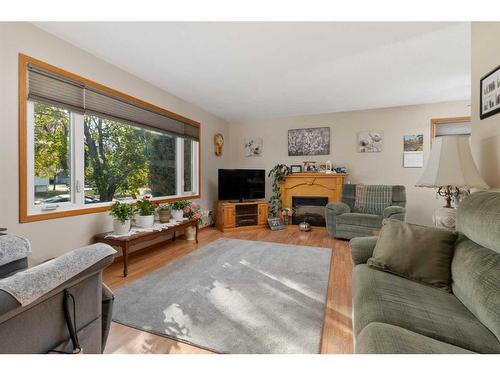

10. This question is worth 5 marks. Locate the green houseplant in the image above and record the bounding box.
[134,198,157,228]
[109,201,135,235]
[268,164,291,217]
[169,200,190,221]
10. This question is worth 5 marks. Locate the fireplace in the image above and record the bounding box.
[292,196,328,226]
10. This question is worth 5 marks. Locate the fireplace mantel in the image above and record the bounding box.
[281,173,347,209]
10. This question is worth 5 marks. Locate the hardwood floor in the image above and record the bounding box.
[103,226,353,354]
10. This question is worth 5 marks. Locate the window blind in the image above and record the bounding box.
[27,64,200,140]
[434,121,471,137]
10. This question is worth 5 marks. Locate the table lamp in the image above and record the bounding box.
[416,135,489,229]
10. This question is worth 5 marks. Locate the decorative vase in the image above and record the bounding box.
[113,219,131,235]
[158,210,171,223]
[135,214,155,228]
[298,220,311,232]
[171,209,184,221]
[433,207,456,230]
[185,225,196,240]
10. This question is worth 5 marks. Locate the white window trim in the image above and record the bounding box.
[28,101,200,215]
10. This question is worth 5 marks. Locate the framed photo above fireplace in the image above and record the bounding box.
[288,127,330,156]
[480,65,500,119]
[290,165,302,173]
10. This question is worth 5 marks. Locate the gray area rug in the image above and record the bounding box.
[112,238,332,353]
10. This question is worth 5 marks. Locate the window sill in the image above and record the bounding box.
[20,194,201,223]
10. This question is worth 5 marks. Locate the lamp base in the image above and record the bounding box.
[433,207,456,230]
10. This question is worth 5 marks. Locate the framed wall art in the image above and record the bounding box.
[244,137,263,157]
[480,65,500,119]
[288,127,330,156]
[358,131,383,153]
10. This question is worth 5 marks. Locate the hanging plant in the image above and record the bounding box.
[268,164,291,217]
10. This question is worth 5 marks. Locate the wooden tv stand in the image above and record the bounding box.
[215,200,269,232]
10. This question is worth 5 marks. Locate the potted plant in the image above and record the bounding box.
[158,203,171,223]
[109,201,135,235]
[183,202,202,240]
[268,164,291,217]
[134,198,157,228]
[170,200,190,221]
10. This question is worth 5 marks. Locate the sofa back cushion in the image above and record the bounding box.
[452,235,500,341]
[453,191,500,341]
[342,184,406,213]
[456,191,500,254]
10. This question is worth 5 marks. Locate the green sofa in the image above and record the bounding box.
[350,191,500,354]
[325,184,406,240]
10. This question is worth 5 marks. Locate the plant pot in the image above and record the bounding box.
[158,210,171,223]
[171,209,184,221]
[135,214,155,228]
[113,219,131,235]
[185,225,196,240]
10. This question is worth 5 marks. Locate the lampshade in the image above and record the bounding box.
[416,135,489,189]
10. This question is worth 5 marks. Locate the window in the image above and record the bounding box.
[430,117,471,144]
[20,54,200,222]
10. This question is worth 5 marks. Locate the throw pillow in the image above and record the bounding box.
[367,219,458,292]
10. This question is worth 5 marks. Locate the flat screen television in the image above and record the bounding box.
[218,169,265,201]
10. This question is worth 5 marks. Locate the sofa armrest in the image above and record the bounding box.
[349,236,378,265]
[326,202,351,215]
[383,205,406,220]
[101,283,114,352]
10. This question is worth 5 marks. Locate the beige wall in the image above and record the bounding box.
[0,22,229,263]
[227,101,470,226]
[471,22,500,189]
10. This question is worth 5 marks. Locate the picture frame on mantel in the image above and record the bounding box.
[480,64,500,120]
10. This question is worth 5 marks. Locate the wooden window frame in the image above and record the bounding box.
[19,54,201,223]
[430,116,471,145]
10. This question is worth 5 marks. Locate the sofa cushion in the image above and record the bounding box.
[452,234,500,342]
[356,322,474,354]
[456,191,500,254]
[354,185,393,215]
[337,213,382,228]
[367,220,457,292]
[352,264,500,353]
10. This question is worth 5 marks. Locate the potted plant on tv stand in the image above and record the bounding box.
[109,201,135,235]
[134,198,157,228]
[268,164,291,218]
[170,200,190,221]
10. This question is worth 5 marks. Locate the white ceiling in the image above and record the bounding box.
[34,22,471,122]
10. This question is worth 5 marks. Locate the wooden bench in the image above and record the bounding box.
[95,218,199,277]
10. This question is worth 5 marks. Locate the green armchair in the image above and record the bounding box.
[325,184,406,239]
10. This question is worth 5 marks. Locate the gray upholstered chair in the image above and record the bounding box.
[325,184,406,239]
[0,235,116,354]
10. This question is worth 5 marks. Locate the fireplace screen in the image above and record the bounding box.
[292,196,328,226]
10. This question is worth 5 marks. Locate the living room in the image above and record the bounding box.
[1,1,499,373]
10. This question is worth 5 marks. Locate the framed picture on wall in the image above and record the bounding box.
[480,65,500,119]
[288,127,330,156]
